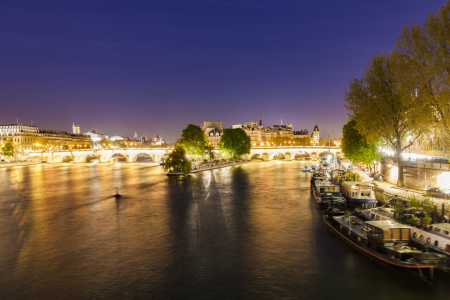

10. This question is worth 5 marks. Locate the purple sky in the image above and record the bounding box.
[0,0,445,142]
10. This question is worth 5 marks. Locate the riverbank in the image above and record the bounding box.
[167,160,252,176]
[0,161,44,169]
[353,169,450,206]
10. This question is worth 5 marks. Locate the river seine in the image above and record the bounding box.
[1,161,449,299]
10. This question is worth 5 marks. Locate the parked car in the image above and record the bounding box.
[426,187,450,199]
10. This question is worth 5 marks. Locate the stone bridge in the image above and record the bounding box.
[26,146,341,163]
[28,148,172,163]
[243,146,342,161]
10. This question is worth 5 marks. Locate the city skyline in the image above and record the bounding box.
[1,1,444,142]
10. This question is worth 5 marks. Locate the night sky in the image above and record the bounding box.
[0,1,445,142]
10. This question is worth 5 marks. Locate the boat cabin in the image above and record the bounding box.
[366,221,411,249]
[314,180,340,193]
[343,181,375,199]
[431,223,450,237]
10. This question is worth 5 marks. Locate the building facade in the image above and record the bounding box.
[0,123,92,150]
[201,121,223,147]
[311,125,320,146]
[84,130,108,142]
[72,123,80,134]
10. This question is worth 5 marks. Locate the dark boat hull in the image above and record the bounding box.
[323,216,437,271]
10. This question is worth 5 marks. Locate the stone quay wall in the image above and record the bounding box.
[380,158,450,189]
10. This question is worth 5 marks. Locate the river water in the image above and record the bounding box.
[0,161,449,299]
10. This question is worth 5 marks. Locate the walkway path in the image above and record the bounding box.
[353,168,450,205]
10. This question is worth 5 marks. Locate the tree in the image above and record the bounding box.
[219,128,251,158]
[342,120,381,173]
[2,142,14,159]
[344,52,432,186]
[205,144,215,160]
[164,145,192,174]
[393,2,450,134]
[179,124,208,157]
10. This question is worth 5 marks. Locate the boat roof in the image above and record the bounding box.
[343,181,374,187]
[433,223,450,230]
[314,180,335,186]
[365,220,411,229]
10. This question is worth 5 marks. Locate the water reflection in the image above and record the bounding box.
[0,162,449,299]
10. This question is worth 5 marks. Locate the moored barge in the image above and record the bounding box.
[324,208,446,277]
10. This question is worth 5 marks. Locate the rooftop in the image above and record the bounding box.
[0,123,37,128]
[366,220,411,229]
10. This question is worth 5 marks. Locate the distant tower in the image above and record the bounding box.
[312,124,319,145]
[134,131,137,139]
[72,123,80,134]
[281,118,283,125]
[259,111,263,127]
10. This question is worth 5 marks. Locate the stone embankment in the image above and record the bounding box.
[355,169,450,206]
[380,158,449,189]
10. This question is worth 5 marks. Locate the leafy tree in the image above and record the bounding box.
[2,142,14,159]
[219,128,251,158]
[164,145,192,174]
[393,2,450,134]
[205,144,215,160]
[344,52,432,186]
[179,124,207,157]
[342,120,381,173]
[63,145,69,151]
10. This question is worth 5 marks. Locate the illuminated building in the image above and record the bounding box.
[84,130,108,142]
[311,124,320,146]
[0,123,92,150]
[201,121,223,147]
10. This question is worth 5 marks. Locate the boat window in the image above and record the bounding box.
[370,227,382,240]
[445,231,449,235]
[446,244,450,252]
[320,188,324,193]
[420,235,424,240]
[401,229,409,240]
[412,232,417,238]
[434,228,441,233]
[361,192,370,196]
[391,229,401,240]
[427,237,431,243]
[382,229,391,241]
[375,215,381,221]
[435,240,439,247]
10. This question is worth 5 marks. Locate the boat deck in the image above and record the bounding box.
[333,216,367,239]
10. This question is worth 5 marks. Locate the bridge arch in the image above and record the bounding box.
[108,153,128,162]
[81,154,100,163]
[130,153,154,162]
[251,153,262,160]
[49,154,73,163]
[269,152,285,160]
[292,151,311,160]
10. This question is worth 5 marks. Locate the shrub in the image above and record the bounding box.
[203,159,208,164]
[421,212,432,225]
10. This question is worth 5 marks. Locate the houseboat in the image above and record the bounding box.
[324,209,446,277]
[310,170,328,186]
[312,180,346,207]
[340,181,377,208]
[357,207,450,259]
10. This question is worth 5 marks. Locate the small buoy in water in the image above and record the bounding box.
[114,187,122,198]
